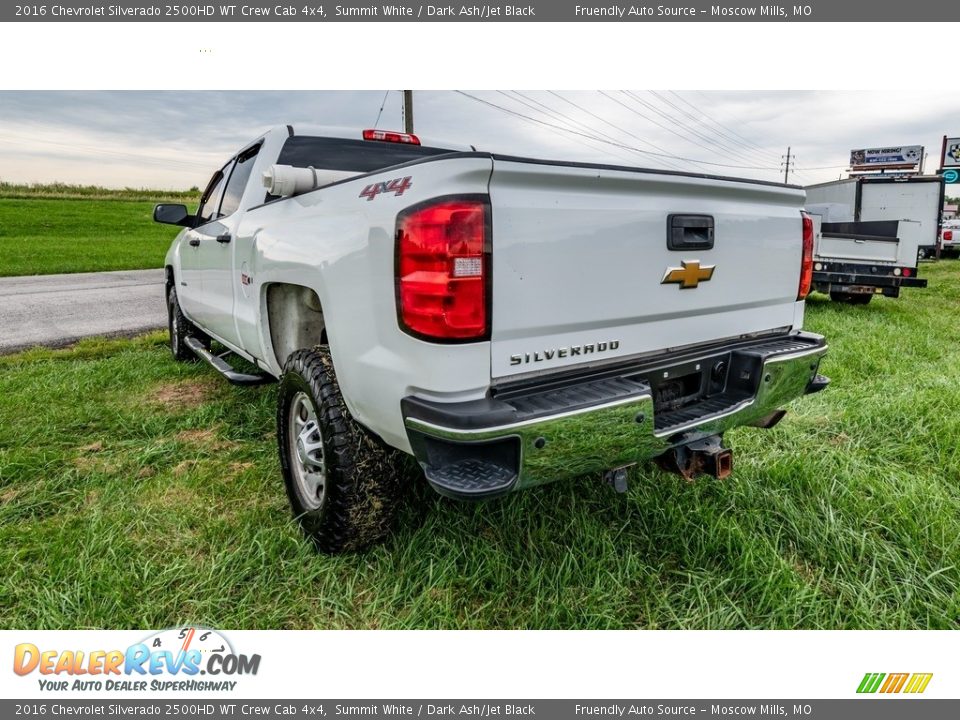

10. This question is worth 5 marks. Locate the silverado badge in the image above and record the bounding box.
[661,260,715,289]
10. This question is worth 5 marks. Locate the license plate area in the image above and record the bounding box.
[633,355,730,417]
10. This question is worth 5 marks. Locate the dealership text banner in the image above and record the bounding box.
[5,0,960,22]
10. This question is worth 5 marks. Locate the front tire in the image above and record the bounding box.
[167,285,204,362]
[277,346,406,553]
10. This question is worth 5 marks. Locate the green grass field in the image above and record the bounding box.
[0,185,197,277]
[2,264,960,629]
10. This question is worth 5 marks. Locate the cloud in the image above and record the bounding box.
[1,90,958,189]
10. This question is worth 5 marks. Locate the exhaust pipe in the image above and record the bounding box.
[655,435,733,481]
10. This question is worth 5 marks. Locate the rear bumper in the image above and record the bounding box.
[403,332,828,500]
[812,260,927,294]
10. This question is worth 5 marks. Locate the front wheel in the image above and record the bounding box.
[167,285,205,362]
[277,346,407,553]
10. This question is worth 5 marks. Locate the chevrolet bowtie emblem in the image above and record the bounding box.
[661,260,715,289]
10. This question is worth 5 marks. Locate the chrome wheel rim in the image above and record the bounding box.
[288,391,327,510]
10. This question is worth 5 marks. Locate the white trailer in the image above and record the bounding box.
[804,176,941,303]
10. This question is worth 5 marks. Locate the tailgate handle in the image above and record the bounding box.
[668,214,715,251]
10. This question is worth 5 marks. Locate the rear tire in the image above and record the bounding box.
[277,346,406,554]
[167,285,205,362]
[829,291,872,305]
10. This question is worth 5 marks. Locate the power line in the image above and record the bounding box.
[373,90,390,129]
[599,91,759,169]
[509,91,679,168]
[675,90,816,183]
[688,90,788,157]
[497,91,679,170]
[541,91,693,171]
[492,92,675,170]
[454,91,786,172]
[652,90,784,165]
[626,90,808,182]
[629,90,756,162]
[793,163,850,170]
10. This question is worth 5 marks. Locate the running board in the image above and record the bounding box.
[183,336,273,386]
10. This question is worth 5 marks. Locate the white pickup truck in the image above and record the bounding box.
[155,125,829,553]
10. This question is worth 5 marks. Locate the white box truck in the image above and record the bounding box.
[804,176,942,303]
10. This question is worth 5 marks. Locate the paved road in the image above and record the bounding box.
[0,269,167,354]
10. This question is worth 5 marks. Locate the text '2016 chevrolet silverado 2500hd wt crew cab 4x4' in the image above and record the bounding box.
[154,125,829,553]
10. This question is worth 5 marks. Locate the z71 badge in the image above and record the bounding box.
[359,176,413,201]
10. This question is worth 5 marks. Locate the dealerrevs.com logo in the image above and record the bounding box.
[13,627,260,693]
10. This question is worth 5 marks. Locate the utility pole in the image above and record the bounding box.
[403,90,414,134]
[781,146,792,184]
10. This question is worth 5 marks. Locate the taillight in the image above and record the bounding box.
[945,230,953,242]
[798,213,814,300]
[363,129,420,145]
[396,197,489,341]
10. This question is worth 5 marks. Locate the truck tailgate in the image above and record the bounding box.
[817,234,900,264]
[488,158,806,379]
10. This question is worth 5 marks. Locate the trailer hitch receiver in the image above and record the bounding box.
[655,435,733,481]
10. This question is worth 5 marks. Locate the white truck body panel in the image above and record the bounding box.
[805,212,902,264]
[233,155,496,453]
[487,159,806,379]
[805,181,857,222]
[164,125,817,457]
[814,231,900,264]
[805,177,941,268]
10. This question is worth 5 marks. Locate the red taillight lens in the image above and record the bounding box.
[903,267,912,277]
[798,213,814,300]
[363,129,420,145]
[945,230,953,242]
[396,198,489,341]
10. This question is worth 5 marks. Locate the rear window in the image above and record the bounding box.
[276,135,454,173]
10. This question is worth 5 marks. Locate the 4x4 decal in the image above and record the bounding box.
[359,176,413,201]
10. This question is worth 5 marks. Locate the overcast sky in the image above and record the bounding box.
[1,90,959,190]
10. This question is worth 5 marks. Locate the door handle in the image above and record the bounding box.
[188,238,200,247]
[216,233,232,244]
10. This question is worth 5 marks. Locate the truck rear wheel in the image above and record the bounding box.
[277,346,406,553]
[829,291,872,305]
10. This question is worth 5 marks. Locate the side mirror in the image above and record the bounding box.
[153,203,191,226]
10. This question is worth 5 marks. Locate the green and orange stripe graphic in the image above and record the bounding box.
[857,672,933,694]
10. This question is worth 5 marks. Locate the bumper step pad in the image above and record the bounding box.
[423,459,517,500]
[655,394,749,434]
[505,376,650,421]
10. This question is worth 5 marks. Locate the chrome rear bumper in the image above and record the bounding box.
[403,332,828,499]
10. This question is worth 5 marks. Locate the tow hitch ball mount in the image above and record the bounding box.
[655,434,733,481]
[602,434,733,493]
